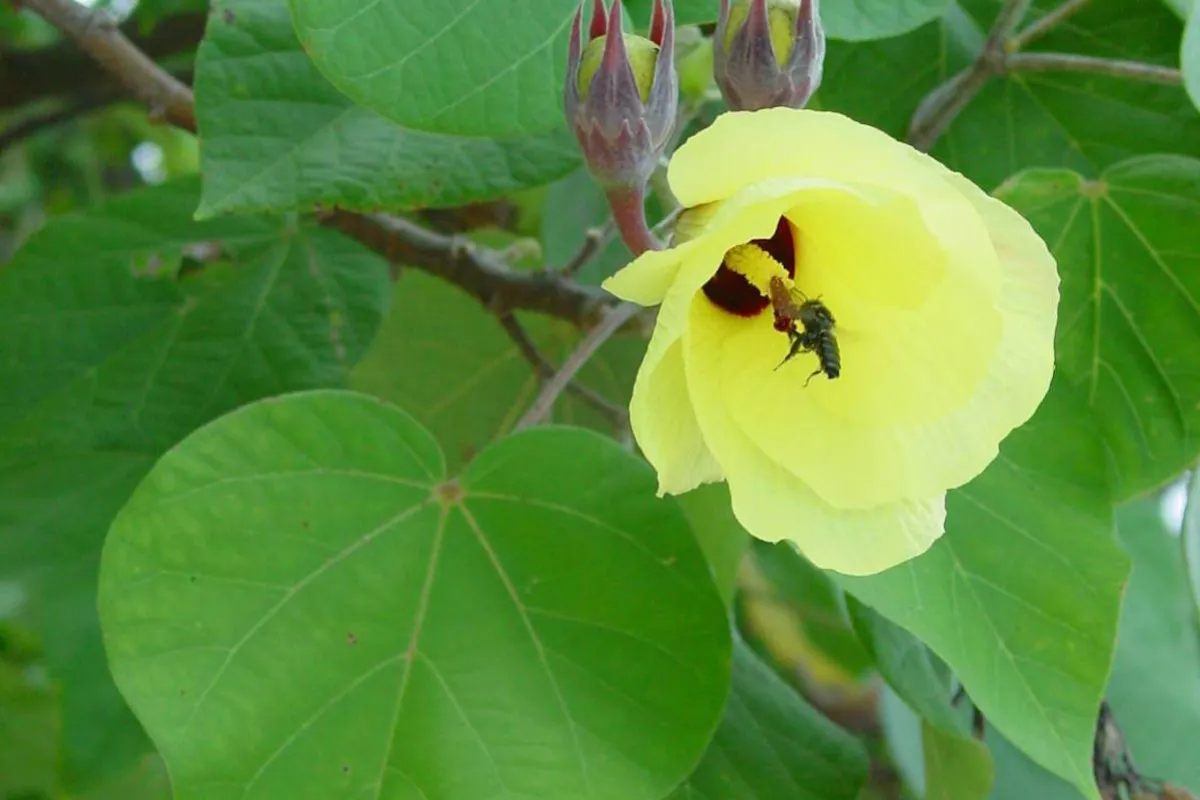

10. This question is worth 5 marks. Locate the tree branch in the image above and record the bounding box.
[0,11,204,111]
[21,0,629,332]
[1006,52,1182,84]
[321,210,617,327]
[21,0,197,130]
[1009,0,1093,50]
[497,313,628,425]
[515,301,642,430]
[558,225,609,277]
[907,0,1034,152]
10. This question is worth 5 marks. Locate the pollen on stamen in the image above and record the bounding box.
[702,217,796,316]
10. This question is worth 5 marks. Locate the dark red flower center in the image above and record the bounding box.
[701,217,795,316]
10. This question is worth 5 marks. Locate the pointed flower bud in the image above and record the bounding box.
[715,0,825,111]
[565,0,679,191]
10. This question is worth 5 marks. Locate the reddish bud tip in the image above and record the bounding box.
[563,0,679,191]
[589,0,607,40]
[714,0,826,111]
[650,0,666,45]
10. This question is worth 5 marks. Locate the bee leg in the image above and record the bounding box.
[803,367,821,387]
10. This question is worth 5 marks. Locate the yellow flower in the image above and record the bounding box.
[602,108,1058,576]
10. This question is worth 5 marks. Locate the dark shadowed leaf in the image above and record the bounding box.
[669,637,868,800]
[0,178,389,785]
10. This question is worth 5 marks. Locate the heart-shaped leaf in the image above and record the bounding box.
[841,378,1129,799]
[819,1,1200,189]
[996,155,1200,498]
[100,391,732,799]
[988,499,1200,799]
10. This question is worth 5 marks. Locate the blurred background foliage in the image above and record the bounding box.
[2,0,1199,798]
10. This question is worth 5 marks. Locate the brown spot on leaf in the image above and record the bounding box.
[433,480,464,506]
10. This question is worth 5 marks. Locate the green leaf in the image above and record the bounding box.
[1106,500,1200,791]
[0,662,59,798]
[822,0,950,41]
[100,391,732,800]
[76,756,173,800]
[1184,3,1200,111]
[990,499,1200,799]
[626,0,713,27]
[195,0,579,219]
[0,177,390,785]
[995,156,1200,499]
[350,272,543,469]
[1185,470,1200,619]
[350,270,640,471]
[669,637,868,800]
[840,378,1129,800]
[922,722,994,800]
[628,0,949,40]
[1163,0,1194,19]
[540,169,632,285]
[0,454,156,786]
[847,601,954,728]
[0,177,389,451]
[848,601,994,800]
[819,0,1200,189]
[676,483,748,608]
[289,0,577,137]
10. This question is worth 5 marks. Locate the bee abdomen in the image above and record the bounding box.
[817,335,840,378]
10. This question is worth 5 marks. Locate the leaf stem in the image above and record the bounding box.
[1009,0,1093,50]
[1005,53,1182,84]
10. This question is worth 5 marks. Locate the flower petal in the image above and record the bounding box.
[601,244,697,307]
[629,336,724,495]
[683,292,945,575]
[704,200,1003,508]
[666,109,1001,298]
[602,174,869,308]
[669,108,943,207]
[707,178,1055,510]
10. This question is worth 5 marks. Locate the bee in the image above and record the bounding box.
[768,276,840,386]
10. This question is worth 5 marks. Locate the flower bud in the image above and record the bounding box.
[565,0,678,190]
[714,0,825,111]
